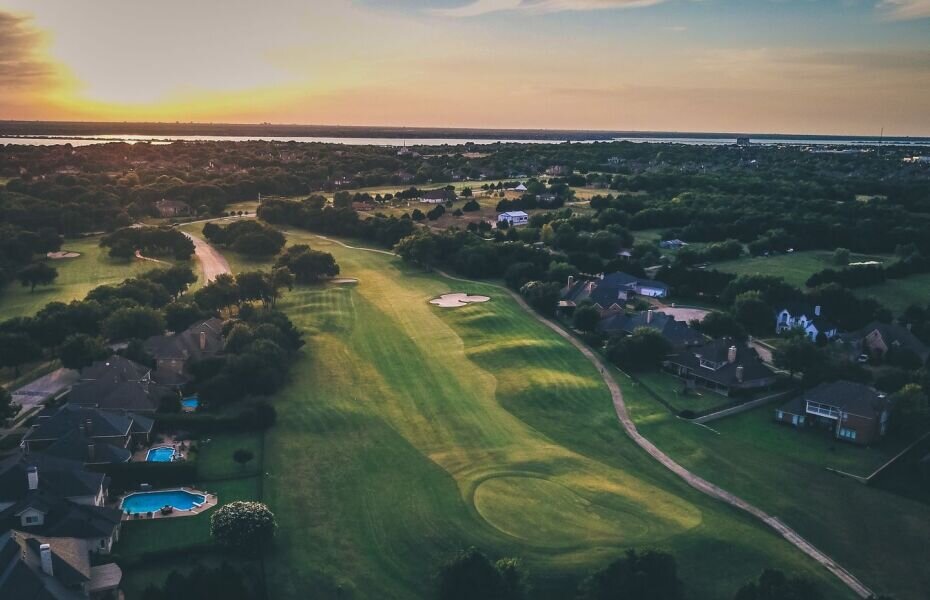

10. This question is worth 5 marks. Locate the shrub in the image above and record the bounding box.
[210,501,277,553]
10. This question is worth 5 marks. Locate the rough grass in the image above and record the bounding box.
[0,236,163,318]
[625,380,930,600]
[258,232,853,600]
[855,273,930,314]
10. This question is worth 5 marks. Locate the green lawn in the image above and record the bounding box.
[0,236,164,318]
[712,250,890,289]
[634,371,735,415]
[855,273,930,314]
[254,232,852,600]
[624,378,930,599]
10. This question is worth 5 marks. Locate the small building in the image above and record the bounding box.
[663,338,777,396]
[154,199,191,218]
[560,272,670,314]
[418,189,456,204]
[597,310,706,350]
[497,211,529,227]
[144,318,225,384]
[736,136,751,147]
[775,303,838,341]
[512,183,527,192]
[545,165,571,176]
[67,357,170,414]
[774,380,890,445]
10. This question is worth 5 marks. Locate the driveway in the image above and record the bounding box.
[184,232,231,283]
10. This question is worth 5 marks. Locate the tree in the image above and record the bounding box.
[606,328,672,372]
[268,267,295,307]
[58,334,107,370]
[142,266,197,299]
[0,333,42,376]
[693,311,746,341]
[232,448,255,469]
[275,245,340,283]
[733,291,773,337]
[17,262,58,292]
[437,547,525,600]
[889,383,928,433]
[102,306,166,341]
[518,281,560,316]
[773,334,822,378]
[210,501,276,553]
[577,549,682,600]
[733,569,822,600]
[573,305,601,333]
[0,386,20,423]
[833,247,851,266]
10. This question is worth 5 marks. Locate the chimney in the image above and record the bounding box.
[199,331,207,351]
[26,466,39,490]
[735,365,745,383]
[567,275,574,289]
[646,310,654,324]
[814,305,822,317]
[84,419,92,436]
[728,345,738,364]
[39,544,53,577]
[87,444,95,462]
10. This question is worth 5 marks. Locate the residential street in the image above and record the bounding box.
[184,231,231,282]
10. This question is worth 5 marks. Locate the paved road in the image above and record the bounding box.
[184,232,231,283]
[10,367,79,413]
[311,234,874,599]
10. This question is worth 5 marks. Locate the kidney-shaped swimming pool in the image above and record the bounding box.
[121,489,206,514]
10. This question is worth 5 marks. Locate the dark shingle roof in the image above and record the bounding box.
[67,379,166,412]
[0,530,92,599]
[0,492,121,540]
[562,272,669,308]
[143,318,224,363]
[597,310,706,347]
[666,338,776,387]
[41,430,131,465]
[844,321,930,361]
[78,355,149,383]
[801,380,888,418]
[0,455,103,504]
[24,405,133,443]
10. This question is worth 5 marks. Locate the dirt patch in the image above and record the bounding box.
[46,251,80,259]
[429,293,491,308]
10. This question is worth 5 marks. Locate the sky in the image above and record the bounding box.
[0,0,928,135]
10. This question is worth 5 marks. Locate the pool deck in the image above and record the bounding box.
[118,487,218,521]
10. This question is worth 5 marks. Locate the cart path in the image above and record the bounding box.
[311,233,874,599]
[184,232,231,283]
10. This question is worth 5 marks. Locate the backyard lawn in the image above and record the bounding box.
[634,371,736,415]
[254,232,852,600]
[624,376,930,600]
[855,273,930,314]
[0,236,164,318]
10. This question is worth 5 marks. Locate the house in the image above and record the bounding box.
[597,310,706,349]
[535,193,560,205]
[418,189,456,204]
[774,380,891,445]
[664,338,777,396]
[512,183,527,192]
[154,199,191,218]
[659,239,688,250]
[561,273,670,314]
[22,405,153,464]
[545,165,570,176]
[67,357,170,414]
[497,211,529,227]
[736,136,751,147]
[607,156,621,166]
[840,321,930,364]
[144,317,225,383]
[0,455,121,554]
[775,303,839,341]
[0,530,122,599]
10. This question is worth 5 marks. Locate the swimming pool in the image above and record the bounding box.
[181,397,199,410]
[121,490,206,514]
[145,446,176,462]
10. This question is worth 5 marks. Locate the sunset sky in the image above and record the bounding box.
[1,0,928,135]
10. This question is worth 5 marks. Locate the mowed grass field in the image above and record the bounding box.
[258,231,853,600]
[625,381,930,600]
[0,236,163,318]
[712,250,890,289]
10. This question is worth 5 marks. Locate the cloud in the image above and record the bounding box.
[0,11,58,88]
[432,0,666,17]
[878,0,930,19]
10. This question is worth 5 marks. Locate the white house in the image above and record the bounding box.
[497,211,529,227]
[775,304,838,341]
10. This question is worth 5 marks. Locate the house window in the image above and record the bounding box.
[23,515,39,525]
[838,428,857,440]
[776,410,784,419]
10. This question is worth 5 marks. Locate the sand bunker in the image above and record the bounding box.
[429,293,491,308]
[330,278,359,284]
[47,251,80,259]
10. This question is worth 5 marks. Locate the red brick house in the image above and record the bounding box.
[774,380,891,445]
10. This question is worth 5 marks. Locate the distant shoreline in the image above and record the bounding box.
[1,120,927,144]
